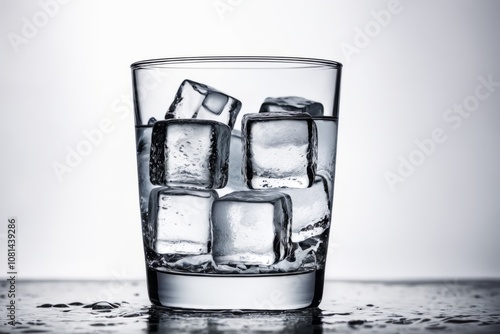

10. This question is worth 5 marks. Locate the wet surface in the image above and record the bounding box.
[1,280,499,333]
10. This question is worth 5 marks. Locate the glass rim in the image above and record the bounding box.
[130,56,342,70]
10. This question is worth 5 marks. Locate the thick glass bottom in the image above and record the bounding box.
[146,267,324,310]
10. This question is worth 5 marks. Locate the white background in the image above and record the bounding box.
[0,0,499,280]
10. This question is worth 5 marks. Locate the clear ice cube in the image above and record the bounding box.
[279,175,331,242]
[314,117,338,201]
[166,79,242,129]
[148,187,218,254]
[211,191,292,266]
[259,96,323,116]
[242,112,318,189]
[149,119,231,189]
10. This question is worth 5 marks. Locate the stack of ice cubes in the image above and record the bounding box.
[146,80,334,273]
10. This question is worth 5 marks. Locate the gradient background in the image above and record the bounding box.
[0,0,499,280]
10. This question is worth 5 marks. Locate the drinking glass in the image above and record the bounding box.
[131,56,342,310]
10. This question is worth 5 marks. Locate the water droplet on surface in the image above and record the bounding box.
[444,318,480,324]
[122,312,143,318]
[426,324,447,330]
[52,304,69,308]
[90,323,106,327]
[36,304,53,308]
[83,301,120,310]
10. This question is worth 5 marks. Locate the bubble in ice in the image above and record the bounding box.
[166,79,242,129]
[242,112,318,189]
[260,96,323,116]
[148,187,218,255]
[211,191,292,266]
[149,119,231,189]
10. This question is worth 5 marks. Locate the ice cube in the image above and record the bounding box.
[242,112,318,189]
[149,119,231,189]
[166,79,242,129]
[148,187,218,254]
[314,117,338,201]
[259,96,323,116]
[211,191,292,266]
[279,175,331,242]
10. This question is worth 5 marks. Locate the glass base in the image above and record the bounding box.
[146,267,324,310]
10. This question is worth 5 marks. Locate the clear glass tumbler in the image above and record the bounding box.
[131,56,342,310]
